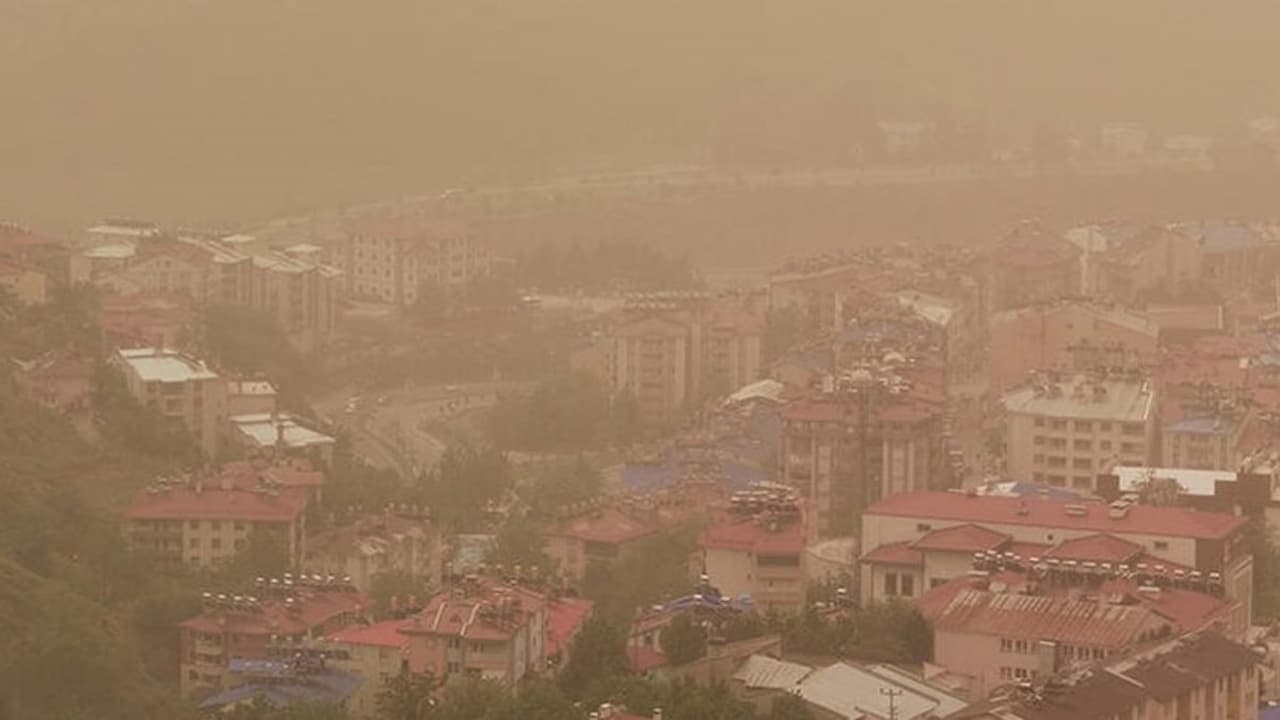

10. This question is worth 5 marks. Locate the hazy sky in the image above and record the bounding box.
[4,1,1279,230]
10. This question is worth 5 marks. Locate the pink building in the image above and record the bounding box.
[858,491,1253,631]
[397,576,591,684]
[949,631,1261,720]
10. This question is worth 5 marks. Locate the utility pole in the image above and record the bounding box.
[880,687,904,720]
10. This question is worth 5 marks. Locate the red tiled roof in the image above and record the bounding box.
[330,619,409,648]
[181,590,364,635]
[546,598,593,657]
[400,580,548,642]
[860,541,923,566]
[865,491,1246,541]
[699,519,805,556]
[933,589,1162,648]
[911,523,1009,553]
[1006,541,1054,558]
[627,645,669,672]
[547,507,659,546]
[125,486,308,522]
[1045,534,1144,564]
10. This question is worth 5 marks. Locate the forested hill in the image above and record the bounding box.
[4,1,1280,229]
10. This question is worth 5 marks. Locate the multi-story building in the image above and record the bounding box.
[1068,224,1203,304]
[1177,220,1280,295]
[858,491,1253,630]
[326,620,409,718]
[698,488,807,614]
[123,476,309,569]
[339,215,488,305]
[303,508,442,594]
[986,221,1082,313]
[97,292,195,350]
[917,554,1240,698]
[988,301,1160,394]
[247,250,344,350]
[1002,373,1157,490]
[949,631,1261,720]
[778,366,950,537]
[113,347,227,457]
[398,576,548,683]
[580,292,765,428]
[178,580,365,697]
[544,505,659,586]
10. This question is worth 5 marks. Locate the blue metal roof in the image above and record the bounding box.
[199,669,362,709]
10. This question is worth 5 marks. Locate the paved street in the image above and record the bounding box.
[313,380,533,477]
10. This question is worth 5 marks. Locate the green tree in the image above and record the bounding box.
[416,442,511,532]
[1247,517,1280,621]
[518,456,603,519]
[91,363,202,463]
[486,514,554,571]
[849,600,932,663]
[202,304,314,411]
[220,527,291,585]
[369,570,435,618]
[558,617,630,701]
[763,305,810,363]
[224,698,350,720]
[768,693,815,720]
[376,670,439,720]
[430,676,508,720]
[659,612,707,666]
[491,682,583,720]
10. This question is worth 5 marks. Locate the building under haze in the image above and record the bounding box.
[1002,372,1156,489]
[339,215,490,305]
[113,346,226,457]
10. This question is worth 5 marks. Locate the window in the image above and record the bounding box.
[446,662,461,674]
[1033,418,1045,427]
[1015,640,1029,653]
[189,520,200,530]
[448,638,462,649]
[916,523,933,532]
[1153,541,1169,551]
[234,539,245,551]
[1072,476,1092,489]
[1033,454,1045,464]
[1001,638,1014,653]
[210,520,221,531]
[1100,422,1112,431]
[1100,440,1112,451]
[1014,668,1030,679]
[1122,423,1144,436]
[211,538,222,550]
[1074,421,1093,432]
[1047,456,1066,468]
[900,574,915,597]
[234,522,245,532]
[1073,439,1092,451]
[883,572,899,596]
[1000,667,1014,680]
[1073,458,1092,470]
[1121,442,1140,454]
[931,578,948,589]
[189,538,199,548]
[1033,435,1046,446]
[1047,476,1066,487]
[1050,419,1067,430]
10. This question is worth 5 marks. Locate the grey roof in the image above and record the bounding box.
[796,662,964,720]
[732,654,812,689]
[1003,376,1153,423]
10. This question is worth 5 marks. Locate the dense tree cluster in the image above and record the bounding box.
[484,372,640,451]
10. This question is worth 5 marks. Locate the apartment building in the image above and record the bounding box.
[124,480,308,569]
[339,215,488,305]
[858,491,1253,630]
[303,508,442,594]
[398,576,548,683]
[778,366,949,537]
[12,352,93,413]
[1003,373,1156,490]
[698,492,807,614]
[326,621,409,718]
[0,256,47,305]
[613,314,691,426]
[97,292,195,350]
[986,221,1082,313]
[178,580,365,697]
[988,301,1160,394]
[113,347,226,457]
[544,505,659,586]
[951,631,1261,720]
